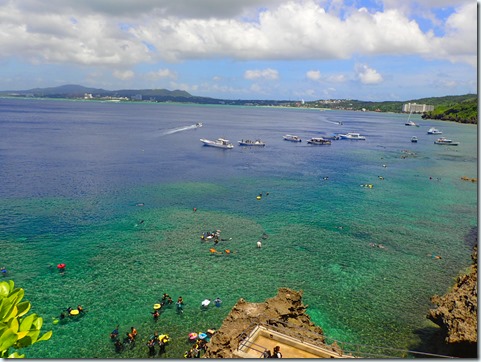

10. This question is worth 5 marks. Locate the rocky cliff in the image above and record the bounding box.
[427,245,478,357]
[203,288,340,358]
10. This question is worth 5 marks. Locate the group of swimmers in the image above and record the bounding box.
[200,229,232,245]
[111,326,138,352]
[151,293,184,319]
[184,338,207,358]
[146,332,170,357]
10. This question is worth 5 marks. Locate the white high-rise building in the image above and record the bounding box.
[403,103,434,113]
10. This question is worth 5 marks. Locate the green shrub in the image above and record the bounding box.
[0,280,52,358]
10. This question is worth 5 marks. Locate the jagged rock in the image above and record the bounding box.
[427,245,477,357]
[203,288,328,358]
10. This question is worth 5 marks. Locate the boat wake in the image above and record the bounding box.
[159,123,202,136]
[322,119,343,125]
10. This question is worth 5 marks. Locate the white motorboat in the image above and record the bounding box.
[238,139,266,147]
[307,137,331,145]
[411,136,418,143]
[434,137,459,146]
[338,132,366,140]
[427,127,442,135]
[283,134,302,142]
[195,122,203,128]
[200,138,234,149]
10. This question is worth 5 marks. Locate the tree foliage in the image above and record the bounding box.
[422,97,478,124]
[0,280,52,358]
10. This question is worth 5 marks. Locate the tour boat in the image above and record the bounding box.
[283,134,302,142]
[307,137,332,145]
[200,138,234,149]
[238,139,266,146]
[434,137,459,146]
[338,132,366,140]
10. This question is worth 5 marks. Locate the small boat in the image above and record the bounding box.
[411,136,418,143]
[283,134,302,142]
[195,122,203,128]
[434,137,459,146]
[200,138,234,149]
[307,137,331,145]
[427,127,442,135]
[404,109,419,127]
[338,132,366,140]
[238,139,266,147]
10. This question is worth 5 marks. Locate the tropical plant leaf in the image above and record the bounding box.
[8,351,25,358]
[0,282,11,298]
[0,328,18,352]
[16,302,30,318]
[36,330,52,342]
[19,314,35,332]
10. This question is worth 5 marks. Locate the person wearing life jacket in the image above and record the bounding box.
[176,296,184,313]
[130,327,138,339]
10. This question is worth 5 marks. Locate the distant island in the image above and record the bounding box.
[0,84,476,124]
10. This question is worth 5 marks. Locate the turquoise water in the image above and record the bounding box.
[0,99,477,358]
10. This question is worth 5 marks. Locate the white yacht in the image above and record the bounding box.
[283,134,302,142]
[338,132,366,140]
[200,138,234,149]
[427,127,442,135]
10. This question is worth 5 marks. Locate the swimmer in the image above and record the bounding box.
[176,297,184,313]
[193,207,197,212]
[111,325,120,340]
[161,293,170,301]
[1,267,6,276]
[214,297,222,307]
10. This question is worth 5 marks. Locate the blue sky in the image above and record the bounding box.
[0,0,476,101]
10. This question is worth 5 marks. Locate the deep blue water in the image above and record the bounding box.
[0,98,477,358]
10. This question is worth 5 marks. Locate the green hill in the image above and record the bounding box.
[421,96,478,124]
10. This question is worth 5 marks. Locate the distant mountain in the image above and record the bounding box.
[0,84,294,105]
[0,84,194,101]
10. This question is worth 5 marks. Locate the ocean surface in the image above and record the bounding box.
[0,98,477,358]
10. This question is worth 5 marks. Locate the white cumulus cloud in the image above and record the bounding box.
[306,70,321,81]
[0,0,475,67]
[244,68,279,80]
[148,68,177,79]
[113,69,135,80]
[355,64,383,84]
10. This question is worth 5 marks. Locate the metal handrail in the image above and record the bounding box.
[235,318,456,358]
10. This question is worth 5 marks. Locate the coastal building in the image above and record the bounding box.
[403,102,434,113]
